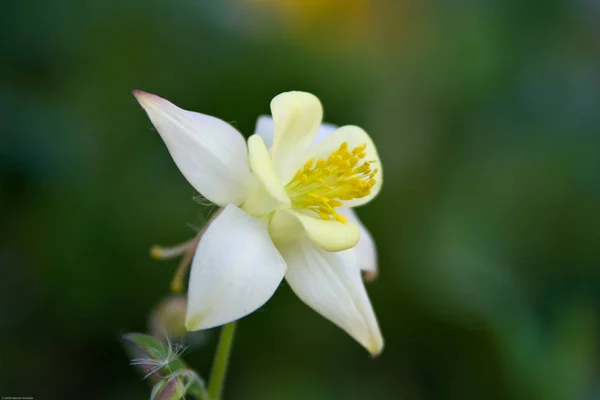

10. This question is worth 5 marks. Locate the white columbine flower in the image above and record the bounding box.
[134,90,383,355]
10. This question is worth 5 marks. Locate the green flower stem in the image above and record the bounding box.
[208,322,237,400]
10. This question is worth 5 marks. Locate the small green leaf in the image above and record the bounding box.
[123,333,170,359]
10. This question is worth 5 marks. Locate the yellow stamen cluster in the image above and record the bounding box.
[285,142,377,223]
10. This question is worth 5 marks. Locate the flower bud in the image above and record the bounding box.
[149,295,188,340]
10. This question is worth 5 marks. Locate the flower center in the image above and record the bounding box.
[285,142,377,223]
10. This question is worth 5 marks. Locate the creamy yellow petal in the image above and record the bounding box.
[242,135,291,216]
[254,115,338,149]
[268,209,304,247]
[270,92,323,183]
[286,210,359,252]
[306,125,382,208]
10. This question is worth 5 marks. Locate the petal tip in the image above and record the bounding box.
[271,91,322,108]
[367,337,384,357]
[363,270,378,283]
[132,90,166,109]
[132,89,150,101]
[184,314,203,331]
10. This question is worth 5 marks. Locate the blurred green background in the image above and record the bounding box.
[1,0,599,399]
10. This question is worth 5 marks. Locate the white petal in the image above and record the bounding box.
[254,115,337,149]
[133,91,252,206]
[285,210,359,252]
[185,204,286,330]
[253,115,275,148]
[242,135,291,216]
[270,92,323,183]
[280,237,384,355]
[338,208,377,273]
[307,125,382,208]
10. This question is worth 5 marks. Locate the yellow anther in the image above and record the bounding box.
[356,165,369,174]
[318,211,330,220]
[329,199,343,207]
[285,142,376,223]
[320,204,333,213]
[352,144,367,154]
[334,213,348,223]
[304,158,315,171]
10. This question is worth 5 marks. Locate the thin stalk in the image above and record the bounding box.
[207,322,237,400]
